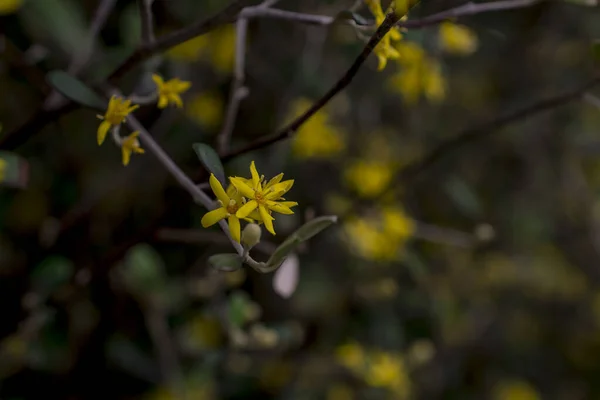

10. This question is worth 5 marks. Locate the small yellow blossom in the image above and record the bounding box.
[0,158,6,182]
[491,380,541,400]
[288,99,345,159]
[230,162,297,235]
[152,74,192,109]
[120,131,145,166]
[166,35,210,61]
[336,341,366,373]
[365,0,403,70]
[201,174,247,242]
[394,0,420,17]
[395,41,426,65]
[365,352,410,398]
[389,58,446,104]
[185,92,224,128]
[96,96,139,145]
[344,206,414,261]
[0,0,23,15]
[345,160,394,198]
[439,21,478,55]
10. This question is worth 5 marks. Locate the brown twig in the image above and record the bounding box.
[139,0,156,45]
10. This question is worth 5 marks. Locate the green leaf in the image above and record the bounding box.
[443,177,482,218]
[47,70,105,110]
[0,151,28,189]
[267,215,337,269]
[228,291,250,328]
[31,256,75,296]
[193,143,226,185]
[208,253,243,272]
[20,0,88,56]
[123,244,166,294]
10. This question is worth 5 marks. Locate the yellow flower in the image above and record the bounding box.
[0,0,23,15]
[96,96,139,145]
[491,380,540,400]
[439,21,478,55]
[201,174,246,242]
[395,41,426,65]
[345,160,394,198]
[230,161,297,235]
[365,352,410,398]
[336,341,366,372]
[185,92,224,128]
[0,158,6,182]
[152,74,192,109]
[365,0,403,70]
[166,35,210,61]
[288,98,345,159]
[394,0,420,17]
[388,58,446,104]
[121,131,145,166]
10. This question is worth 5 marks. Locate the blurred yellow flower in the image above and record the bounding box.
[336,341,366,372]
[327,384,354,400]
[388,58,446,104]
[365,351,410,398]
[491,380,541,400]
[0,0,23,15]
[0,158,6,182]
[166,26,236,74]
[185,92,224,128]
[121,131,145,166]
[395,41,426,65]
[394,0,420,16]
[344,206,414,261]
[439,21,478,55]
[345,159,394,198]
[96,96,139,145]
[152,74,191,109]
[288,98,345,159]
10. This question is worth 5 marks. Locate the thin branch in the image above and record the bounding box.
[139,0,156,45]
[397,0,544,29]
[239,7,334,25]
[217,16,250,153]
[398,75,600,182]
[221,11,401,161]
[125,115,244,256]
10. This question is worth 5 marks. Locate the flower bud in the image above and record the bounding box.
[241,223,262,249]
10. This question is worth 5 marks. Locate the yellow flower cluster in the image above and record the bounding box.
[288,98,345,159]
[336,341,411,398]
[95,74,191,166]
[201,161,298,242]
[343,206,414,261]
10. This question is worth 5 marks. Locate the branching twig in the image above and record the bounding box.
[139,0,156,45]
[125,115,244,256]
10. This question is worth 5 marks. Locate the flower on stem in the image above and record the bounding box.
[439,21,478,55]
[201,174,247,242]
[96,96,139,145]
[230,162,297,236]
[365,0,403,71]
[121,131,145,166]
[152,74,192,109]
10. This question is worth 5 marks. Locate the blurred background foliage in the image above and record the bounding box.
[1,0,600,399]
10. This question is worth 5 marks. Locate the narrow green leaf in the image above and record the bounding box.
[47,70,105,110]
[228,291,250,328]
[192,143,226,185]
[267,215,337,269]
[31,256,75,296]
[0,151,28,189]
[123,243,166,294]
[208,253,243,272]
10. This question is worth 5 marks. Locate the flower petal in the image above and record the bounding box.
[278,201,298,209]
[230,177,255,199]
[259,205,275,235]
[121,146,132,166]
[265,173,283,189]
[228,216,241,243]
[157,95,169,109]
[250,161,260,189]
[209,174,229,205]
[201,207,228,228]
[266,201,295,215]
[236,200,258,219]
[97,120,112,145]
[152,74,164,87]
[267,180,294,196]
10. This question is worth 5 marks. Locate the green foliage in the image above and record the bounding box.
[193,143,226,185]
[0,151,28,189]
[46,70,105,110]
[31,256,74,297]
[122,244,166,295]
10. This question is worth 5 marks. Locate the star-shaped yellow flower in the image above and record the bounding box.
[121,131,145,166]
[364,0,402,70]
[96,96,139,145]
[201,174,247,242]
[152,74,192,109]
[230,161,297,235]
